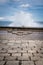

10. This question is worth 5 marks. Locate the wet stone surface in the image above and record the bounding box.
[0,30,43,65]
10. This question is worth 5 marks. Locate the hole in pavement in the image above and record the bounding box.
[19,61,22,65]
[29,56,31,61]
[21,53,23,56]
[15,57,18,60]
[10,53,12,56]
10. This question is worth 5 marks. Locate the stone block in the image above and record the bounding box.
[6,61,19,65]
[18,56,29,61]
[31,56,40,61]
[35,60,43,65]
[0,53,10,56]
[5,56,17,61]
[8,50,17,53]
[0,56,4,60]
[22,61,34,65]
[0,61,5,65]
[12,53,21,57]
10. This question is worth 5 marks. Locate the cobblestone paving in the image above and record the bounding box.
[0,30,43,65]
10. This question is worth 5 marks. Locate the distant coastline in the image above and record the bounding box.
[0,27,43,32]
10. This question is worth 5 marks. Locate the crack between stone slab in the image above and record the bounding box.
[19,60,22,65]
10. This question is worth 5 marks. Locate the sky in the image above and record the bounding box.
[0,0,43,27]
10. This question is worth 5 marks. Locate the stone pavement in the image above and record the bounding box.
[0,30,43,65]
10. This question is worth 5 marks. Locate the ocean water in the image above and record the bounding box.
[0,21,43,27]
[0,21,11,26]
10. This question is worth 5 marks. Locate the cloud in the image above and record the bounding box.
[8,11,33,21]
[7,11,38,27]
[0,17,5,20]
[19,0,43,5]
[0,0,7,3]
[32,0,43,5]
[13,0,20,2]
[0,11,43,27]
[0,0,10,4]
[20,4,30,8]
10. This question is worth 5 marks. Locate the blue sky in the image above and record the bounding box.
[0,0,43,27]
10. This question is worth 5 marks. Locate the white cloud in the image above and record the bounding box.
[0,17,5,20]
[0,0,9,4]
[13,0,20,2]
[20,4,30,8]
[7,11,38,27]
[32,0,43,5]
[0,11,42,27]
[0,0,6,3]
